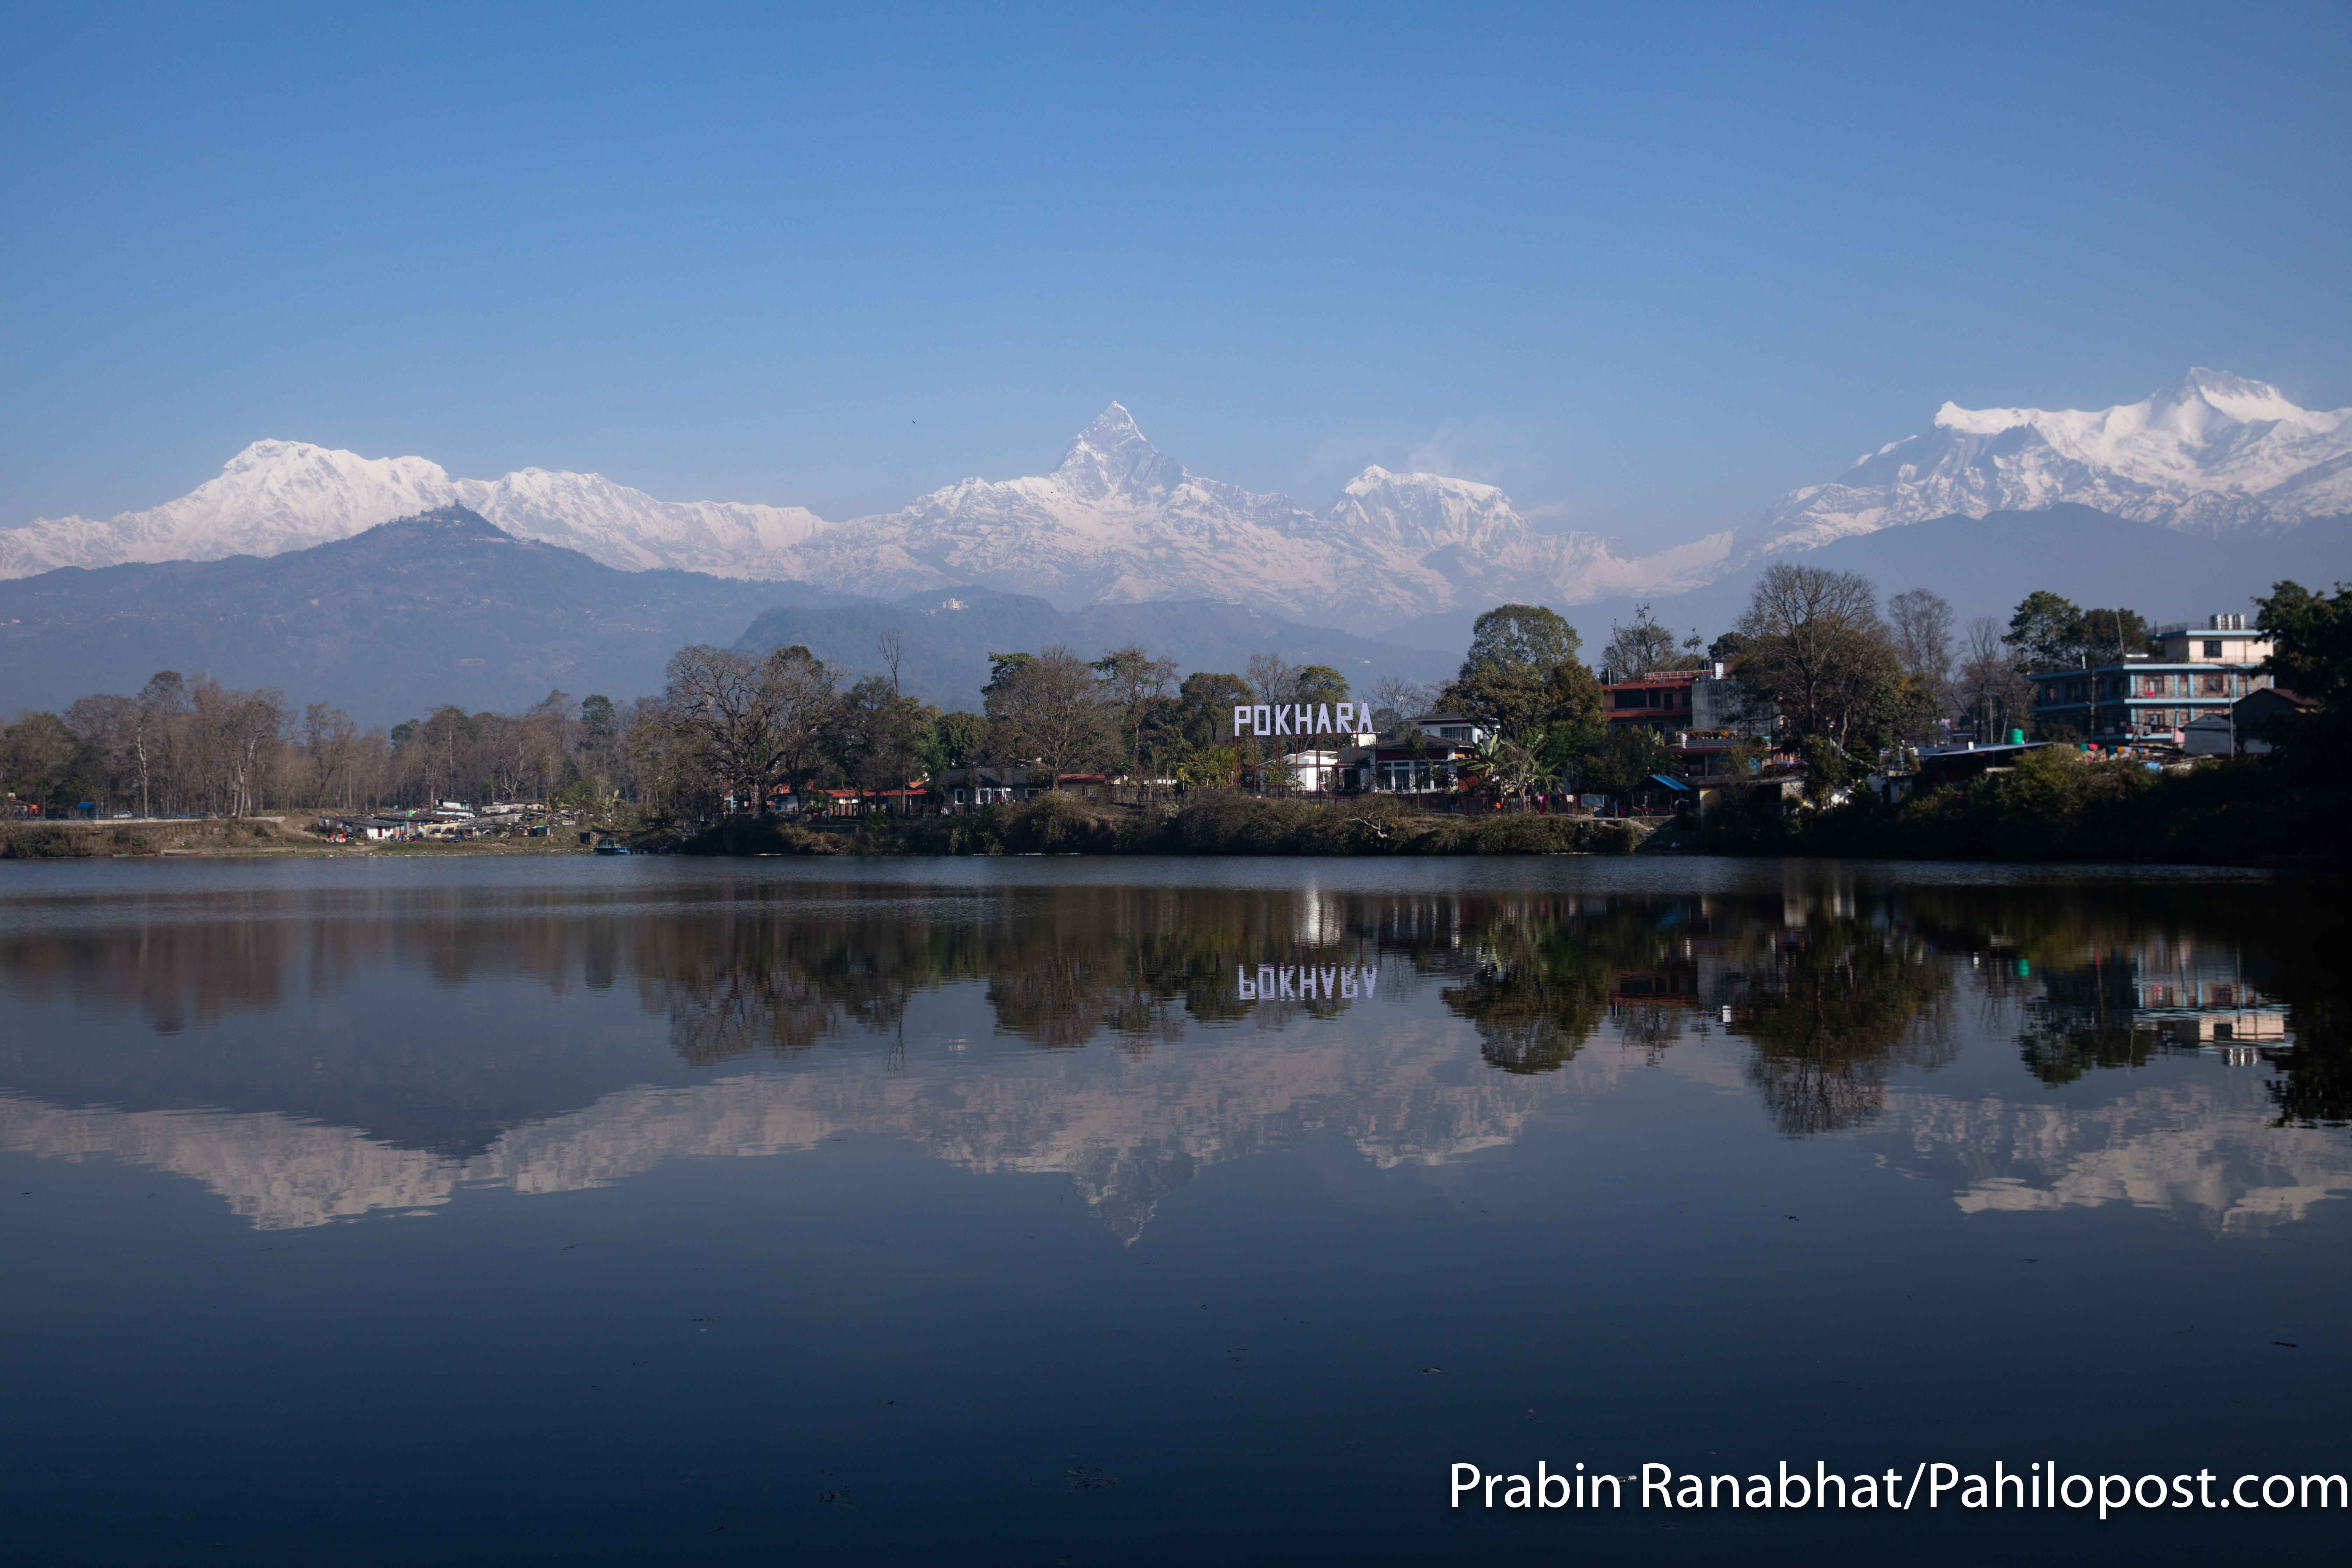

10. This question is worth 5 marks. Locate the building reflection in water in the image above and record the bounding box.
[0,873,2344,1235]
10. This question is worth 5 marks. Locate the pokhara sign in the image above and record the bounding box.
[1232,701,1372,738]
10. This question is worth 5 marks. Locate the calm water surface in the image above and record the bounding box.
[2,856,2347,1565]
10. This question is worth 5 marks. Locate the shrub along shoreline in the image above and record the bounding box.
[675,793,1645,858]
[1696,751,2350,867]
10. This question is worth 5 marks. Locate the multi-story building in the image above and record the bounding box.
[1604,663,1773,749]
[2026,613,2274,745]
[1603,670,1697,733]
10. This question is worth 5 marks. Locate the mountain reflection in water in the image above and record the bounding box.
[1,867,2345,1238]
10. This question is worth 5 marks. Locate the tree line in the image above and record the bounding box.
[8,568,2340,818]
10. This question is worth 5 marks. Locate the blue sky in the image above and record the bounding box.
[4,1,2346,543]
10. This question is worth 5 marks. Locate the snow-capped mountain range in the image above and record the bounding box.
[0,406,1726,634]
[0,439,829,581]
[6,372,2343,629]
[1759,368,2352,553]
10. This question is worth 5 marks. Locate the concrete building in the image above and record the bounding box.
[1602,671,1696,734]
[2026,613,2274,745]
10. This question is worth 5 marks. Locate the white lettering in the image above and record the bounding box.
[1251,705,1270,735]
[1359,965,1378,998]
[1339,969,1359,999]
[1335,701,1354,731]
[1279,966,1296,999]
[1236,967,1256,1000]
[1319,965,1336,997]
[1451,1464,1480,1507]
[1315,703,1332,734]
[1294,704,1313,734]
[1233,705,1253,737]
[1273,705,1292,736]
[1258,965,1275,998]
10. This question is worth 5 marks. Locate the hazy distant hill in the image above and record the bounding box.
[1385,505,2352,660]
[0,508,849,725]
[734,587,1452,710]
[0,506,1448,724]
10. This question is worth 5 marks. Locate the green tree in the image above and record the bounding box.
[982,651,1036,697]
[1292,664,1350,708]
[2256,579,2352,771]
[2079,607,2152,661]
[1448,603,1589,739]
[0,711,85,813]
[1177,671,1253,750]
[1578,724,1672,798]
[931,710,988,770]
[2004,590,2086,673]
[1091,644,1178,776]
[828,676,934,806]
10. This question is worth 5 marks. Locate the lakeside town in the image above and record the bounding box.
[4,564,2344,863]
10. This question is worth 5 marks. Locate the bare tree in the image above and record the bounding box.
[1733,563,1902,746]
[1956,616,2035,742]
[984,644,1116,779]
[664,645,821,813]
[1245,652,1298,705]
[135,671,189,817]
[875,628,905,696]
[1369,673,1430,732]
[1601,602,1699,678]
[1886,588,1956,742]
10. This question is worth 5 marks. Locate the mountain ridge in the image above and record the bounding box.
[1756,368,2352,554]
[8,373,2344,626]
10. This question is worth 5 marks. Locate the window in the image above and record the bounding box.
[2203,640,2222,658]
[2200,673,2225,695]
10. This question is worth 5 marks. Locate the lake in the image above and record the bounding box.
[2,855,2346,1565]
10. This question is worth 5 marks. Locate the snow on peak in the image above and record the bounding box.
[2169,366,2300,424]
[1053,401,1184,502]
[1772,370,2350,550]
[0,441,831,580]
[1933,400,2027,436]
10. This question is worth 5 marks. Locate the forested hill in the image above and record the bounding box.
[0,508,851,724]
[733,589,1450,709]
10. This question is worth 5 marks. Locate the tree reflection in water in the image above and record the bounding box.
[1728,917,1955,1134]
[1,874,2345,1142]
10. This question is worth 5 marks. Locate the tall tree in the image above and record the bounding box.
[1092,644,1179,776]
[1368,674,1432,733]
[1602,602,1700,677]
[1449,603,1590,740]
[1177,671,1253,749]
[134,671,189,818]
[2079,607,2151,662]
[0,712,83,813]
[1733,564,1902,746]
[2256,579,2352,772]
[1886,588,1956,742]
[984,645,1117,779]
[1956,616,2034,741]
[2004,591,2086,673]
[1291,664,1350,708]
[1244,653,1298,705]
[663,644,820,813]
[931,711,988,770]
